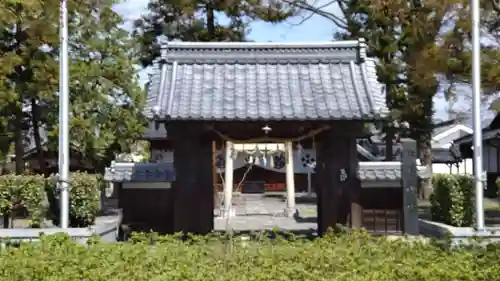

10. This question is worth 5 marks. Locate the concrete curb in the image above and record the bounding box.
[0,218,120,244]
[419,219,500,244]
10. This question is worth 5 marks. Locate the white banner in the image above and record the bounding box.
[150,149,317,174]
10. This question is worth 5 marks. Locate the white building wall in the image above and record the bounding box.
[432,159,472,175]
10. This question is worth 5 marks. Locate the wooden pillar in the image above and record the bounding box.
[348,134,362,228]
[307,172,312,196]
[171,124,213,234]
[285,141,296,217]
[222,141,234,217]
[212,141,217,191]
[401,139,419,235]
[316,129,360,235]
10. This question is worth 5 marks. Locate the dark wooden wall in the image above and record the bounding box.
[358,188,403,234]
[118,184,174,234]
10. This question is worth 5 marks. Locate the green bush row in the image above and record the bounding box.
[430,173,475,227]
[0,231,499,281]
[0,172,102,227]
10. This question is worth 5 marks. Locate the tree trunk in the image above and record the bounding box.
[7,107,25,228]
[416,97,434,200]
[418,138,433,200]
[31,98,48,176]
[384,124,394,161]
[13,108,24,175]
[206,2,215,39]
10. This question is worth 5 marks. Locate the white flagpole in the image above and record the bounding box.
[471,0,484,230]
[58,0,70,228]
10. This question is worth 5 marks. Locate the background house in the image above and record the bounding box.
[431,122,473,174]
[357,121,470,174]
[455,113,500,197]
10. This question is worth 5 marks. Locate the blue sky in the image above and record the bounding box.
[113,0,491,123]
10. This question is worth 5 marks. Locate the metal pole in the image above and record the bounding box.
[58,0,70,229]
[471,0,484,230]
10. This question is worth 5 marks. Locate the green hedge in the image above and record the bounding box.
[0,172,101,228]
[0,231,499,280]
[430,174,475,227]
[0,175,46,227]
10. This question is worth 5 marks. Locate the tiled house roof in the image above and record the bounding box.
[146,40,389,121]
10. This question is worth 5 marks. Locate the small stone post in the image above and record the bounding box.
[400,139,419,235]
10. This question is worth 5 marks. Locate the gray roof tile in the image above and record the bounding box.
[104,162,175,182]
[146,41,388,121]
[358,162,430,181]
[358,162,401,181]
[104,161,427,182]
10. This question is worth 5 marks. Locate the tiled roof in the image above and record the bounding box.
[358,162,401,181]
[146,40,388,121]
[104,162,175,182]
[358,162,430,181]
[104,161,428,182]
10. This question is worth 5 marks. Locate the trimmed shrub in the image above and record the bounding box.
[0,231,499,281]
[0,172,101,228]
[46,172,102,227]
[430,174,475,227]
[0,174,46,227]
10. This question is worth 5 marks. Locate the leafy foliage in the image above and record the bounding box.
[0,173,101,228]
[0,174,46,227]
[1,230,500,280]
[0,0,146,173]
[430,174,475,227]
[46,172,102,227]
[55,2,146,172]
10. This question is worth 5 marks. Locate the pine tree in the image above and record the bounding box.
[0,0,60,174]
[134,0,293,66]
[290,0,473,198]
[51,0,147,172]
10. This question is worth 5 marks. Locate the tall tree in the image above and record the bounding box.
[0,0,60,175]
[288,0,474,198]
[0,0,146,175]
[332,0,404,161]
[49,0,147,173]
[134,0,293,66]
[443,1,500,97]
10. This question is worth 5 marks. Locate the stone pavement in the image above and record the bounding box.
[214,193,318,232]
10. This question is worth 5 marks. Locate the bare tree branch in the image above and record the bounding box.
[287,1,337,26]
[493,0,500,12]
[281,0,348,29]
